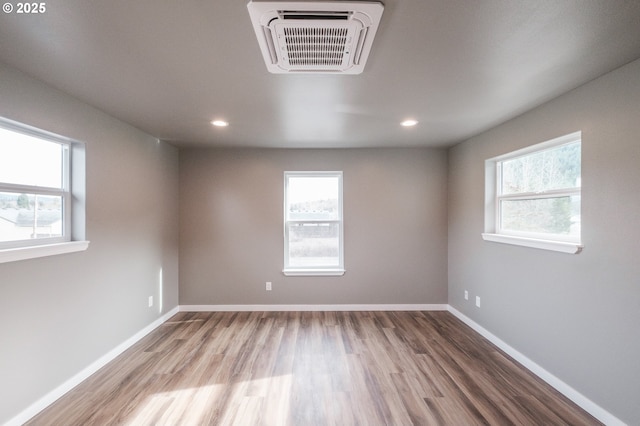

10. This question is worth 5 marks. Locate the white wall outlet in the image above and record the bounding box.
[266,281,272,291]
[464,290,469,300]
[148,296,153,307]
[475,296,481,308]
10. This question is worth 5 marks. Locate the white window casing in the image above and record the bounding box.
[483,131,583,254]
[0,117,88,262]
[283,171,344,276]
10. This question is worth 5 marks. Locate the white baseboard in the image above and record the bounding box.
[179,303,448,312]
[447,306,624,426]
[6,306,179,426]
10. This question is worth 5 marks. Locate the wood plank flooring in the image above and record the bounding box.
[27,311,601,425]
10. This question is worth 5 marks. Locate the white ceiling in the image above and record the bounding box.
[1,0,639,148]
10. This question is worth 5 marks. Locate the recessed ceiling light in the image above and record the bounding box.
[401,119,418,127]
[211,120,229,127]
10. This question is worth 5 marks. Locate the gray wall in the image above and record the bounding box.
[448,58,640,424]
[0,63,180,424]
[179,148,448,305]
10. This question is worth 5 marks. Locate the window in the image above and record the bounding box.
[0,117,88,262]
[283,171,344,276]
[483,132,582,253]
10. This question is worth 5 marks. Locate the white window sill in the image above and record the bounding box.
[283,268,345,277]
[0,241,90,264]
[482,233,582,254]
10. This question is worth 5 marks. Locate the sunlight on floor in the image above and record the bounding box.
[128,383,224,425]
[126,375,292,425]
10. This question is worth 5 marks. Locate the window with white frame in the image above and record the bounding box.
[0,117,87,261]
[483,132,582,253]
[283,171,344,276]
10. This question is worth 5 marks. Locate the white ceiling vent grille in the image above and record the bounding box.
[247,1,384,74]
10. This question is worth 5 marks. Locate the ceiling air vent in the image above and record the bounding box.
[247,1,384,74]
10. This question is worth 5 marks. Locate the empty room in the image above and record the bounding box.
[1,0,639,425]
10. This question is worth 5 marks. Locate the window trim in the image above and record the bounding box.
[483,131,583,254]
[283,171,345,276]
[0,240,90,264]
[0,117,88,262]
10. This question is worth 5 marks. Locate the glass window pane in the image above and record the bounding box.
[501,141,581,195]
[0,127,64,188]
[500,195,581,237]
[287,176,339,221]
[287,222,340,267]
[0,192,63,242]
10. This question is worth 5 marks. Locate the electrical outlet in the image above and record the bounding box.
[266,281,272,291]
[148,296,153,308]
[464,290,469,300]
[475,296,481,308]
